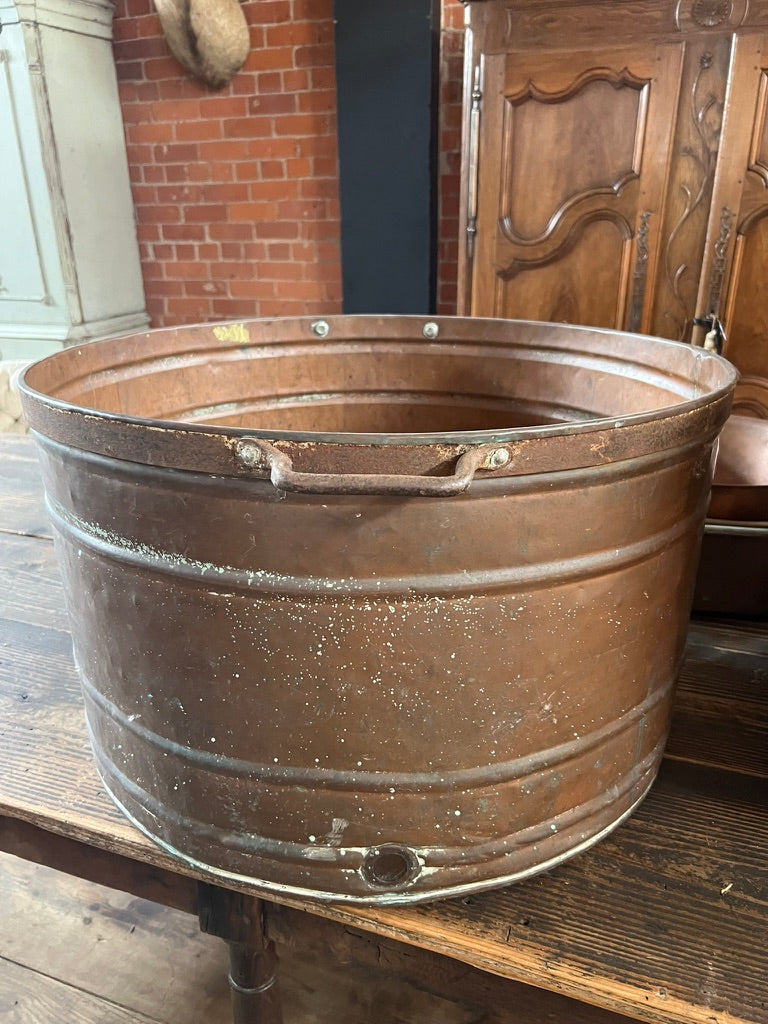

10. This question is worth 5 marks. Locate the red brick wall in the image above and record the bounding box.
[113,0,465,325]
[437,0,465,315]
[113,0,343,326]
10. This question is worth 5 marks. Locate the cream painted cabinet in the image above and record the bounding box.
[0,0,147,361]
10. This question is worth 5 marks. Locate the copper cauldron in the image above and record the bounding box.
[20,316,736,903]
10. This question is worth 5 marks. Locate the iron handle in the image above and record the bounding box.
[235,438,495,497]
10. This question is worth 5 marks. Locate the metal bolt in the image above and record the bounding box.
[311,320,330,338]
[422,321,439,340]
[235,440,265,469]
[488,448,510,469]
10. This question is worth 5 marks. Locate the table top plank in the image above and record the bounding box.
[1,438,766,1024]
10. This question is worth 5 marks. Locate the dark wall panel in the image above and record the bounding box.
[334,0,437,314]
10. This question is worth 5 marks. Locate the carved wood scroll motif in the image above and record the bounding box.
[659,50,725,340]
[496,0,749,48]
[706,205,733,314]
[629,209,652,331]
[676,0,748,31]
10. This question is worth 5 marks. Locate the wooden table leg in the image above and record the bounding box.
[227,936,282,1024]
[198,883,283,1024]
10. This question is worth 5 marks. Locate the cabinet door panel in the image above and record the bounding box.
[0,37,68,333]
[709,33,768,415]
[495,218,632,326]
[726,221,768,415]
[471,44,683,330]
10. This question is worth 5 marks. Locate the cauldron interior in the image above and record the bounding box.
[25,317,727,438]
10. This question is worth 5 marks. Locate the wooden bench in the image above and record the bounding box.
[1,434,766,1024]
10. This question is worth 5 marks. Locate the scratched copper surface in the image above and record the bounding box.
[20,316,736,902]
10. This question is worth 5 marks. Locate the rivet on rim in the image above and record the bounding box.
[311,320,330,338]
[487,448,511,469]
[235,439,267,469]
[422,321,439,339]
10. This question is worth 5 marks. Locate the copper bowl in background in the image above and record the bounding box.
[693,408,768,617]
[693,520,768,616]
[709,414,768,522]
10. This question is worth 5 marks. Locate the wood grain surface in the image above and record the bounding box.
[0,853,487,1024]
[0,853,230,1024]
[460,0,768,410]
[0,956,161,1024]
[1,437,766,1024]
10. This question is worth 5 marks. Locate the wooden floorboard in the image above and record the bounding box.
[0,852,230,1024]
[0,957,162,1024]
[0,853,484,1024]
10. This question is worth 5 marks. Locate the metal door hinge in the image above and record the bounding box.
[466,63,483,261]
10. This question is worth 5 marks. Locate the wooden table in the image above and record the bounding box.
[1,434,766,1024]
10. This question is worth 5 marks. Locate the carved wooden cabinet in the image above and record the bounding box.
[458,0,768,414]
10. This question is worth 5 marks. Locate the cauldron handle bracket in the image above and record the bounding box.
[235,438,502,497]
